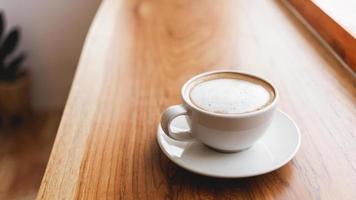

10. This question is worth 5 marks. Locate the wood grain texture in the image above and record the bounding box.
[37,0,356,199]
[288,0,356,72]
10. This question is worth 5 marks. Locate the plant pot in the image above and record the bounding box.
[0,72,31,125]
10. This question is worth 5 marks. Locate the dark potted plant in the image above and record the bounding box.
[0,11,29,126]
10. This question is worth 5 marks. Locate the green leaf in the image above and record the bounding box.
[0,28,20,59]
[0,12,4,41]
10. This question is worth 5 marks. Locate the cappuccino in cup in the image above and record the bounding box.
[160,70,278,152]
[189,74,275,114]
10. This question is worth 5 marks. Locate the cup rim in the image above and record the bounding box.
[181,70,279,118]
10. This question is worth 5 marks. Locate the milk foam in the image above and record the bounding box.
[190,78,272,114]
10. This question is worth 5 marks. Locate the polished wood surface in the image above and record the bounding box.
[38,0,356,199]
[288,0,356,72]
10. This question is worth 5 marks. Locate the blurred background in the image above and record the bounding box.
[0,0,101,199]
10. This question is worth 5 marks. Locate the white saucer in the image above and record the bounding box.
[157,110,301,178]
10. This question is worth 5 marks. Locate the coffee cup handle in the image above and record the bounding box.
[160,104,193,141]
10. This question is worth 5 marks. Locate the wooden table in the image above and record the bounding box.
[37,0,356,199]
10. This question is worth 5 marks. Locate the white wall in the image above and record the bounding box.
[1,0,101,110]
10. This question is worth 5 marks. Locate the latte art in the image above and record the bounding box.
[190,78,273,114]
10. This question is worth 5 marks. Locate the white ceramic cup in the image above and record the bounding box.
[160,70,278,152]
